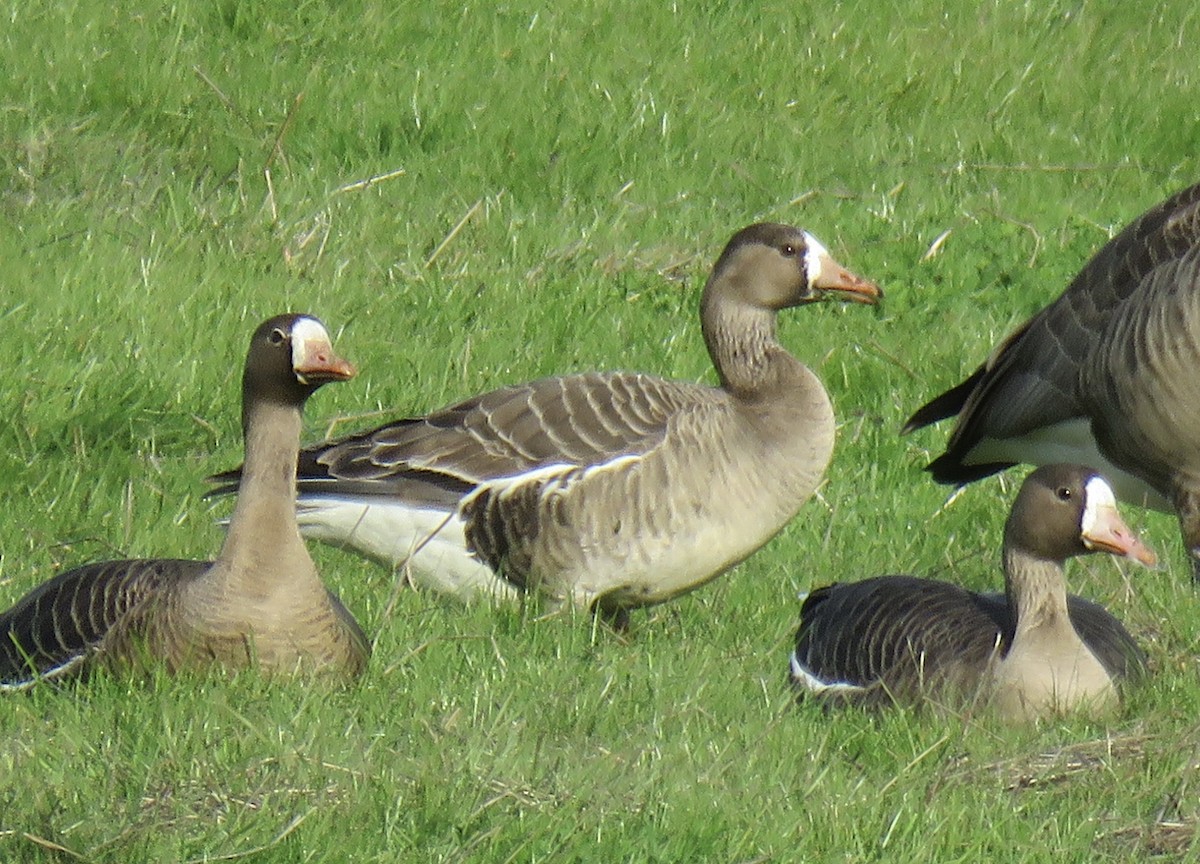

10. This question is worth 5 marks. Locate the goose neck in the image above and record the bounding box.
[1003,546,1073,639]
[217,396,308,571]
[701,295,793,397]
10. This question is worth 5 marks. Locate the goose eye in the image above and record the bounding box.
[781,243,797,257]
[1056,486,1072,501]
[268,328,287,345]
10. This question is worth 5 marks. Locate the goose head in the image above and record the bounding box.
[702,223,882,313]
[1006,464,1157,567]
[243,314,356,410]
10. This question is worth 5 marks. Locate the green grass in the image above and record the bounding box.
[3,0,1200,860]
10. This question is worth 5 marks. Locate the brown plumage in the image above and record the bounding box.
[790,465,1154,720]
[210,224,882,621]
[904,181,1200,575]
[0,314,369,689]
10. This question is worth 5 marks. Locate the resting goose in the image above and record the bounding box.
[904,181,1200,572]
[790,464,1154,720]
[210,224,881,620]
[0,314,370,689]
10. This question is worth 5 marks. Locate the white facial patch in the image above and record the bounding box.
[1080,475,1118,537]
[802,231,830,288]
[290,316,332,369]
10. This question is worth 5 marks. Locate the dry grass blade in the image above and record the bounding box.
[21,833,92,863]
[987,208,1045,267]
[877,733,952,797]
[866,339,918,380]
[192,66,254,130]
[946,730,1153,791]
[332,167,408,196]
[264,91,305,172]
[922,229,952,261]
[426,199,483,269]
[1096,818,1196,859]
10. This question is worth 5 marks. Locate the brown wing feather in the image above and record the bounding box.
[277,371,704,501]
[793,576,1007,703]
[0,559,209,688]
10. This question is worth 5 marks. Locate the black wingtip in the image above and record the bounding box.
[902,368,985,435]
[203,466,243,499]
[925,454,1013,486]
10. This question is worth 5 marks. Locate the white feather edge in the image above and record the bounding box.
[789,651,868,695]
[0,652,89,692]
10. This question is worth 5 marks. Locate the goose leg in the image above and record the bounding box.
[596,604,631,632]
[1175,485,1200,583]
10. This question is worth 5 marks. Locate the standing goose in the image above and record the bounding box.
[210,224,881,620]
[0,314,369,689]
[903,181,1200,572]
[790,464,1155,720]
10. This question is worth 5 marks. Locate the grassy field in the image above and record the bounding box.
[3,0,1200,860]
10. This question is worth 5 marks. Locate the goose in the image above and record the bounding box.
[210,224,881,622]
[0,314,370,689]
[790,464,1154,720]
[903,181,1200,574]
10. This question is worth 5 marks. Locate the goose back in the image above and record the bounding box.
[457,373,836,609]
[791,576,1009,705]
[0,559,196,688]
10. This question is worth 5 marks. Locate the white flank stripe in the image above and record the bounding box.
[0,653,88,692]
[467,462,577,497]
[460,454,642,510]
[789,652,867,695]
